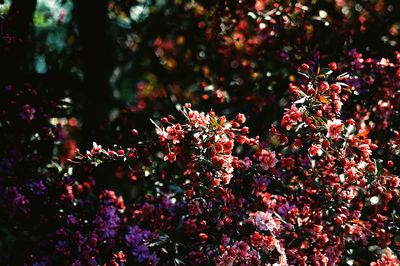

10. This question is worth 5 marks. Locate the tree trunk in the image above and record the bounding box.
[74,0,115,149]
[0,0,37,82]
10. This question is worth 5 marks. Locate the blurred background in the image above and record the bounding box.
[1,0,399,153]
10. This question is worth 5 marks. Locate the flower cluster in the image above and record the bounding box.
[267,65,400,264]
[156,103,258,187]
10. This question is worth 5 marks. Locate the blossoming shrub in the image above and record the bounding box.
[1,0,400,264]
[268,65,399,264]
[28,65,395,265]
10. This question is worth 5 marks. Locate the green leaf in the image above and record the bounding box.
[297,71,310,79]
[319,67,333,75]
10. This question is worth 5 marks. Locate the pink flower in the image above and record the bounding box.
[165,124,185,144]
[164,152,177,162]
[188,110,209,128]
[308,144,323,157]
[370,249,400,266]
[389,176,399,188]
[236,113,246,124]
[259,149,278,170]
[358,143,372,159]
[248,211,279,232]
[91,142,102,154]
[345,166,359,182]
[326,119,343,140]
[281,105,303,130]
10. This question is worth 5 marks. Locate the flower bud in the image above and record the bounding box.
[328,62,337,71]
[199,233,208,241]
[300,63,310,71]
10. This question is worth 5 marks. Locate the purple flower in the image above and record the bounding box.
[30,180,46,195]
[125,226,159,264]
[4,186,30,215]
[276,202,296,220]
[94,205,120,241]
[239,157,253,170]
[67,214,78,225]
[20,104,36,121]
